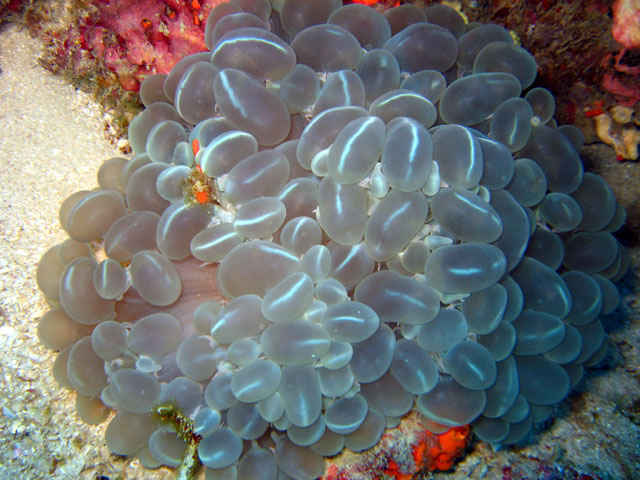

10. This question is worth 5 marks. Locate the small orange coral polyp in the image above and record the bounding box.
[194,190,210,204]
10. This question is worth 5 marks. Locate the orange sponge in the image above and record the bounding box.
[322,411,471,480]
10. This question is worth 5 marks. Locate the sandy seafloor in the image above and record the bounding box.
[0,22,639,480]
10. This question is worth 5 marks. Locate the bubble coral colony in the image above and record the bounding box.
[35,0,631,479]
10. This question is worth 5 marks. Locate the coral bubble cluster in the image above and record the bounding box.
[36,1,630,479]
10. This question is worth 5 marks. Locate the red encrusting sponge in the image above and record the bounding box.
[322,412,470,480]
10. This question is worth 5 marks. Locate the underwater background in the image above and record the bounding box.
[0,1,639,479]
